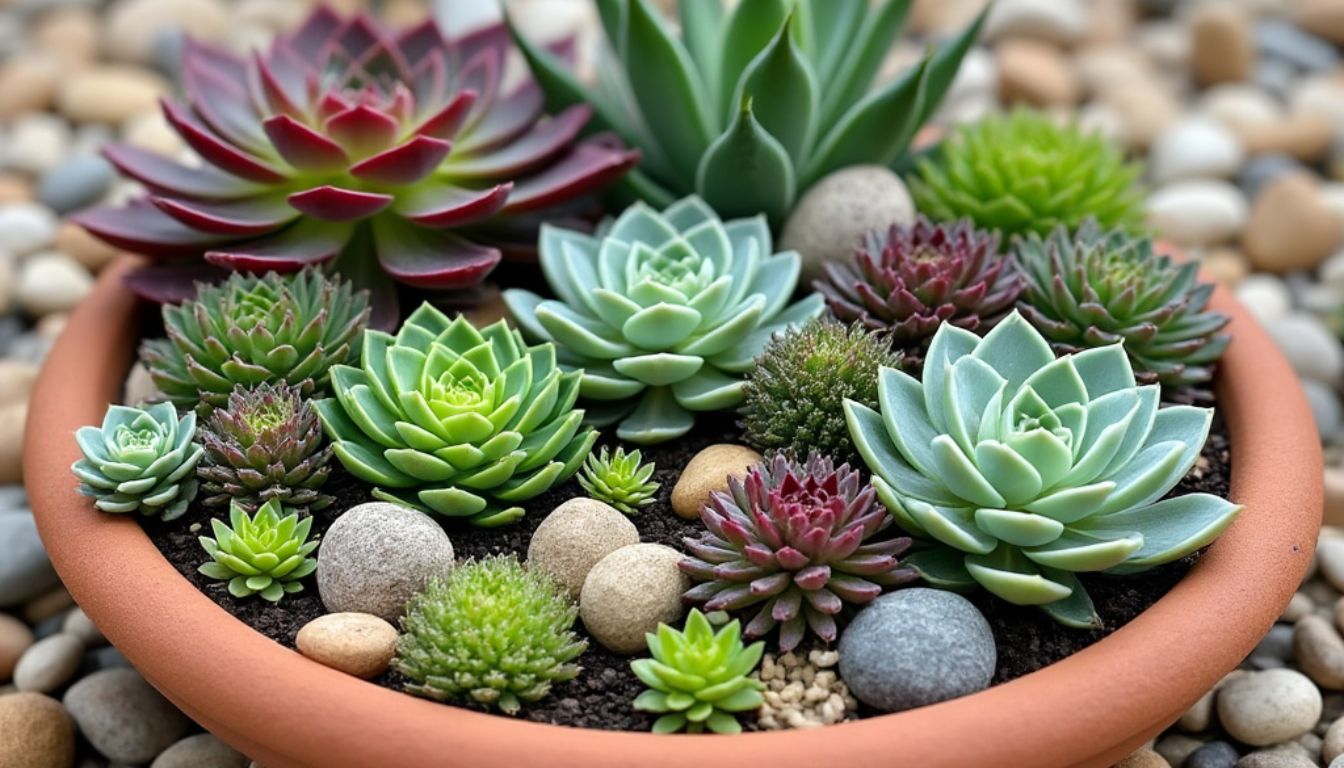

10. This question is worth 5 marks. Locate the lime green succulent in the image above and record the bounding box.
[72,403,204,521]
[578,446,660,515]
[197,498,318,602]
[846,312,1241,627]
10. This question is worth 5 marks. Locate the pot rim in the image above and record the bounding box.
[24,256,1322,768]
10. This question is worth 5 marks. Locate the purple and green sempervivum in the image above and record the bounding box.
[815,216,1021,362]
[74,6,639,323]
[681,453,916,652]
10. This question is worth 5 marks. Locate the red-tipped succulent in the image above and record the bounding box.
[680,453,916,652]
[76,7,638,317]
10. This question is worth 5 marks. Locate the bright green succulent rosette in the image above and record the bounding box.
[197,498,318,603]
[503,197,824,444]
[72,402,204,521]
[845,312,1241,627]
[314,304,598,527]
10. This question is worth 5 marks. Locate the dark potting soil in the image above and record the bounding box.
[144,408,1232,731]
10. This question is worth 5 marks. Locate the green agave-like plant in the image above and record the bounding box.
[509,0,985,225]
[197,498,318,602]
[503,197,824,444]
[845,312,1241,627]
[72,402,203,521]
[314,304,597,527]
[578,445,660,514]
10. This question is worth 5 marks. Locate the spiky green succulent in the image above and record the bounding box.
[197,498,318,602]
[910,109,1146,239]
[741,318,903,466]
[1015,222,1231,389]
[503,197,824,444]
[395,555,586,714]
[141,268,369,412]
[71,402,203,521]
[846,312,1241,627]
[578,446,659,515]
[632,609,765,734]
[510,0,985,227]
[315,304,597,527]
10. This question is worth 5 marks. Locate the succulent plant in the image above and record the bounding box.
[578,446,659,515]
[395,554,586,713]
[141,268,369,413]
[815,217,1021,359]
[631,608,766,734]
[75,7,638,314]
[197,498,319,602]
[315,303,597,527]
[72,403,204,521]
[681,453,915,651]
[197,382,334,512]
[845,312,1242,627]
[741,318,903,467]
[910,109,1146,239]
[1014,222,1231,389]
[503,197,824,444]
[510,0,984,226]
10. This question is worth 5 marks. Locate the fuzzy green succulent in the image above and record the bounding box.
[395,555,586,714]
[141,268,370,412]
[578,446,659,514]
[511,0,985,226]
[910,109,1146,239]
[632,609,765,734]
[741,318,903,466]
[1014,222,1230,389]
[315,304,597,527]
[197,498,318,602]
[503,196,824,445]
[846,312,1241,627]
[72,402,203,521]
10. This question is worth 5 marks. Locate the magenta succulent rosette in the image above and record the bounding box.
[76,7,639,319]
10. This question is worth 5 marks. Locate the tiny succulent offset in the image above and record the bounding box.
[845,313,1242,627]
[315,303,597,527]
[504,197,824,444]
[197,498,319,602]
[141,269,369,412]
[578,446,660,515]
[395,555,586,714]
[72,403,204,521]
[512,0,984,226]
[631,609,765,734]
[1014,222,1231,388]
[197,382,334,512]
[910,109,1146,239]
[681,453,916,651]
[76,7,638,314]
[741,318,903,467]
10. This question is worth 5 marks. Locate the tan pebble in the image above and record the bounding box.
[1099,79,1179,152]
[0,613,35,682]
[784,709,807,728]
[0,55,62,119]
[1283,592,1314,623]
[22,589,73,625]
[763,690,782,708]
[527,498,638,598]
[996,38,1079,107]
[103,0,227,64]
[296,612,397,679]
[61,608,105,648]
[1191,4,1255,86]
[1200,248,1250,287]
[758,713,778,730]
[0,360,38,407]
[780,651,800,668]
[804,686,827,704]
[1323,716,1344,763]
[0,692,75,768]
[1235,115,1334,163]
[32,8,99,67]
[0,174,32,204]
[579,543,688,654]
[801,666,815,685]
[55,222,119,274]
[1244,174,1343,273]
[0,403,26,484]
[1114,748,1170,768]
[1296,615,1344,689]
[57,67,169,125]
[1299,0,1344,45]
[671,444,762,519]
[1178,687,1216,732]
[1327,466,1344,527]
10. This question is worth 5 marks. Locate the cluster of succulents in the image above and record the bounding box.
[197,498,319,602]
[578,446,660,515]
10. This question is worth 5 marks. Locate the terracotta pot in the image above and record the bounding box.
[25,257,1321,768]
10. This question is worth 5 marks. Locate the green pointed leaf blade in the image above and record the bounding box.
[732,21,818,166]
[695,99,795,225]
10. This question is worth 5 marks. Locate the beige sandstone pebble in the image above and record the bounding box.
[17,252,93,318]
[1200,248,1251,286]
[0,174,32,204]
[0,613,34,682]
[1236,115,1335,163]
[671,444,763,520]
[61,608,104,648]
[996,38,1079,107]
[1283,592,1315,623]
[580,544,688,654]
[1299,0,1344,45]
[1218,669,1323,746]
[57,67,169,125]
[22,588,73,625]
[0,403,26,484]
[150,733,247,768]
[0,692,75,768]
[1324,716,1344,764]
[1244,174,1343,273]
[527,497,639,598]
[56,221,119,274]
[296,612,398,679]
[1191,4,1255,86]
[1099,80,1180,151]
[1295,615,1344,689]
[1156,733,1205,766]
[121,110,185,156]
[1178,687,1216,732]
[103,0,228,64]
[1115,748,1169,768]
[0,55,62,120]
[0,360,38,407]
[32,8,100,67]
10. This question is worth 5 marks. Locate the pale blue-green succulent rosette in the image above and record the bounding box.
[71,402,204,521]
[503,196,824,444]
[845,312,1241,627]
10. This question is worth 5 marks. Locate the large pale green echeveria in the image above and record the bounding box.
[845,312,1241,627]
[314,304,598,527]
[72,403,204,521]
[503,197,824,444]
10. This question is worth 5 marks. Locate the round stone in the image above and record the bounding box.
[779,165,914,285]
[1187,740,1240,768]
[0,512,60,607]
[14,633,83,694]
[1244,173,1343,273]
[580,543,689,654]
[55,221,119,274]
[527,497,639,598]
[838,588,996,712]
[0,612,33,682]
[1324,716,1344,764]
[0,203,58,257]
[1145,180,1248,246]
[0,692,75,768]
[996,38,1079,107]
[1296,614,1344,689]
[1217,669,1322,747]
[1149,118,1244,185]
[670,444,762,520]
[317,502,455,622]
[1234,274,1293,325]
[0,55,61,119]
[982,0,1085,44]
[1238,153,1307,200]
[1115,748,1170,768]
[17,253,93,318]
[61,608,105,649]
[0,403,26,485]
[103,0,228,65]
[1265,313,1344,387]
[64,668,192,764]
[1303,380,1342,442]
[295,612,398,679]
[56,66,169,125]
[1156,733,1207,767]
[1191,4,1254,85]
[3,114,71,177]
[1236,750,1318,768]
[150,734,247,768]
[37,155,114,215]
[1201,84,1282,132]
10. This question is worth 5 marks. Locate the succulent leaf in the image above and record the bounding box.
[71,402,204,521]
[578,446,660,514]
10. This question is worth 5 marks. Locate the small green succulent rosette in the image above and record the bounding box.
[71,402,204,521]
[503,197,824,444]
[314,303,597,527]
[845,312,1241,627]
[197,498,318,602]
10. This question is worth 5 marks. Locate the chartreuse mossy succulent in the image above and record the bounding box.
[578,446,660,515]
[314,303,597,527]
[503,196,824,445]
[197,498,318,602]
[910,109,1146,239]
[631,609,765,734]
[1014,221,1230,389]
[845,313,1241,627]
[395,555,586,714]
[72,402,204,521]
[510,0,985,226]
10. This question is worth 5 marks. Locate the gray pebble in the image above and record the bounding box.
[36,154,113,214]
[1238,153,1307,200]
[150,734,246,768]
[80,645,131,676]
[1254,59,1300,101]
[0,512,60,607]
[13,632,82,693]
[1331,756,1344,768]
[1159,734,1209,767]
[1235,749,1317,768]
[32,612,65,641]
[1257,20,1339,73]
[0,485,26,513]
[1254,624,1295,662]
[1187,741,1239,768]
[64,668,192,764]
